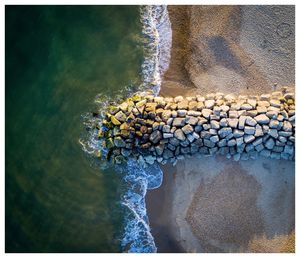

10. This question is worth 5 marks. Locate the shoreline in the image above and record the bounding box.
[146,5,295,253]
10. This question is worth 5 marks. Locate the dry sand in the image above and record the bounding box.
[146,5,295,253]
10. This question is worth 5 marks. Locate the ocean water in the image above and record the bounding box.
[6,5,171,253]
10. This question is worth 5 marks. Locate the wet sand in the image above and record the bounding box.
[146,5,295,253]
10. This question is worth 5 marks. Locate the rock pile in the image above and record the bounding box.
[98,87,295,166]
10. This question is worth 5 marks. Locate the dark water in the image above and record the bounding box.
[5,6,143,252]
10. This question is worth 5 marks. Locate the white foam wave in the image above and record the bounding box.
[140,5,172,96]
[80,5,172,253]
[118,5,172,253]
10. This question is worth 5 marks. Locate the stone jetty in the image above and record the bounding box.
[98,87,295,166]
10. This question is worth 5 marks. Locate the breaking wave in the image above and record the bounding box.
[80,5,172,253]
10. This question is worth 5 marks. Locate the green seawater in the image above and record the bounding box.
[6,6,143,252]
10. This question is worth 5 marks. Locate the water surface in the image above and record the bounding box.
[5,6,143,252]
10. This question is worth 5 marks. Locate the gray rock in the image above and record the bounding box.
[254,124,264,137]
[181,147,190,154]
[218,138,227,147]
[202,109,212,119]
[273,146,284,153]
[182,124,194,134]
[220,105,230,112]
[260,149,271,157]
[205,99,215,109]
[167,118,173,126]
[187,110,201,116]
[233,129,244,138]
[220,118,228,127]
[245,143,254,152]
[237,143,246,153]
[238,116,247,129]
[177,109,187,117]
[228,118,239,128]
[209,129,218,135]
[174,96,184,103]
[265,138,275,150]
[211,120,220,129]
[177,100,189,109]
[244,135,255,143]
[173,118,185,127]
[240,103,252,110]
[236,137,244,146]
[266,110,279,119]
[248,99,257,108]
[269,119,280,129]
[268,129,278,138]
[227,139,236,147]
[252,137,263,146]
[229,110,239,118]
[204,139,215,148]
[233,153,241,161]
[209,147,219,155]
[203,124,211,131]
[155,144,165,155]
[194,125,203,132]
[163,133,173,139]
[115,111,127,122]
[174,129,186,141]
[245,116,257,126]
[161,110,172,121]
[192,132,200,139]
[162,124,171,133]
[144,155,156,164]
[254,114,270,124]
[187,133,195,143]
[169,137,180,146]
[255,143,265,152]
[121,148,132,157]
[284,145,294,155]
[244,126,255,135]
[185,116,198,125]
[283,121,292,132]
[218,127,232,138]
[270,99,281,108]
[270,152,281,160]
[114,137,126,147]
[278,131,293,137]
[152,122,160,130]
[163,149,174,159]
[210,135,219,143]
[149,130,162,144]
[278,136,287,143]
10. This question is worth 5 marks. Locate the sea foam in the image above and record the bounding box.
[119,5,171,253]
[80,5,172,253]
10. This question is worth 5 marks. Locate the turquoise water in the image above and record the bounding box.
[5,6,144,252]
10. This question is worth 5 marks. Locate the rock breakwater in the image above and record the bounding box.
[97,87,295,166]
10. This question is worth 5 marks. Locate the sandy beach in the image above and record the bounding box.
[146,5,295,253]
